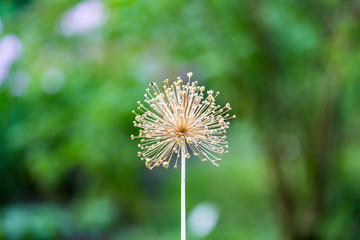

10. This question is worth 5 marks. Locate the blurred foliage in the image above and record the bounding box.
[0,0,360,239]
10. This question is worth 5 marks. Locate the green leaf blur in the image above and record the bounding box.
[0,0,359,239]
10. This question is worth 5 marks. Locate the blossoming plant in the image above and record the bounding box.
[131,72,235,240]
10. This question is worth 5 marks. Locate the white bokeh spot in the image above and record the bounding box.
[188,202,220,238]
[41,67,64,94]
[9,71,29,96]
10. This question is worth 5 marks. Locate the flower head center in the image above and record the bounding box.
[178,126,187,134]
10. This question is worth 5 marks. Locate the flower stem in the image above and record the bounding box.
[181,147,186,240]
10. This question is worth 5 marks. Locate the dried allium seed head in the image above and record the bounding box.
[131,72,234,170]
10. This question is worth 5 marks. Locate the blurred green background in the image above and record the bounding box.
[1,0,360,239]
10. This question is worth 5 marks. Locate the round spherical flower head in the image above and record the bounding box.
[131,72,235,170]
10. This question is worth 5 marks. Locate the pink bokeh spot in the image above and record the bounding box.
[59,0,107,36]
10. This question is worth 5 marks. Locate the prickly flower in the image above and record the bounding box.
[131,72,235,170]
